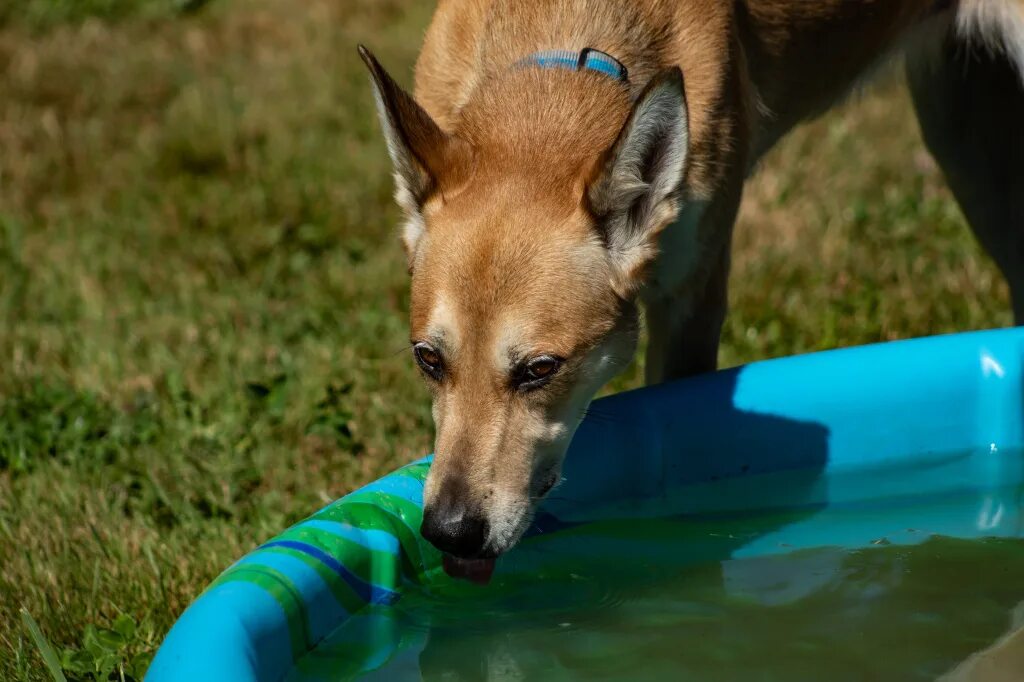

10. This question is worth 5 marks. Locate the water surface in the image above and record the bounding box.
[292,460,1024,681]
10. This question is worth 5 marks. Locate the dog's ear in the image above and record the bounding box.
[359,45,473,269]
[587,67,689,297]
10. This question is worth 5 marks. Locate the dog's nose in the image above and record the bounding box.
[420,503,489,558]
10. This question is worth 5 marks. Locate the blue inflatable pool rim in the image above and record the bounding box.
[147,328,1024,681]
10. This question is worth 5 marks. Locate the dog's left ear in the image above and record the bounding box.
[359,45,473,270]
[588,67,689,297]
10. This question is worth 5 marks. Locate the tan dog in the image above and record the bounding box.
[360,0,1024,579]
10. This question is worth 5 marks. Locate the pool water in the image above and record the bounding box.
[291,471,1024,681]
[397,536,1024,681]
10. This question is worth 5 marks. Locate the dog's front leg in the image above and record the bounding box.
[644,244,729,383]
[642,198,737,384]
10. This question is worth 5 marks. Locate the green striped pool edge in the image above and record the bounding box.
[147,457,447,681]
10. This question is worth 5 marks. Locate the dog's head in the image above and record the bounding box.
[360,47,688,567]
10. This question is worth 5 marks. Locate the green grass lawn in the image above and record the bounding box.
[0,1,1013,679]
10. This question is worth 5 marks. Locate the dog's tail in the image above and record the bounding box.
[954,0,1024,79]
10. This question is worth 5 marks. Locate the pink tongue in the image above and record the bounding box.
[442,554,497,585]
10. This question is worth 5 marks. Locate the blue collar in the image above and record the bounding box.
[517,47,629,83]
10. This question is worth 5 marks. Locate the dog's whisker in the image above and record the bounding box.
[579,409,621,425]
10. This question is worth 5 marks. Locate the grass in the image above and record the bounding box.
[0,1,1012,679]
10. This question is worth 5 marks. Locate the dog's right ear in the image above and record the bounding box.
[359,46,473,269]
[587,67,689,298]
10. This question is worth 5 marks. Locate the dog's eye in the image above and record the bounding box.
[516,356,562,390]
[413,343,444,380]
[527,358,559,379]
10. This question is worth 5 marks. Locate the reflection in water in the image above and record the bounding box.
[409,536,1024,682]
[289,466,1024,682]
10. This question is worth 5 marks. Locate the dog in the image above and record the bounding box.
[359,0,1024,580]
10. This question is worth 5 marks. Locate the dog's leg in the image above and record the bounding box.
[644,233,732,384]
[906,38,1024,322]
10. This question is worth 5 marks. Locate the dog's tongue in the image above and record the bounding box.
[442,554,497,585]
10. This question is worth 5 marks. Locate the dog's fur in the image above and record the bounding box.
[362,0,1024,560]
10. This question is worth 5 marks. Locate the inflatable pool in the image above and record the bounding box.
[147,328,1024,681]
